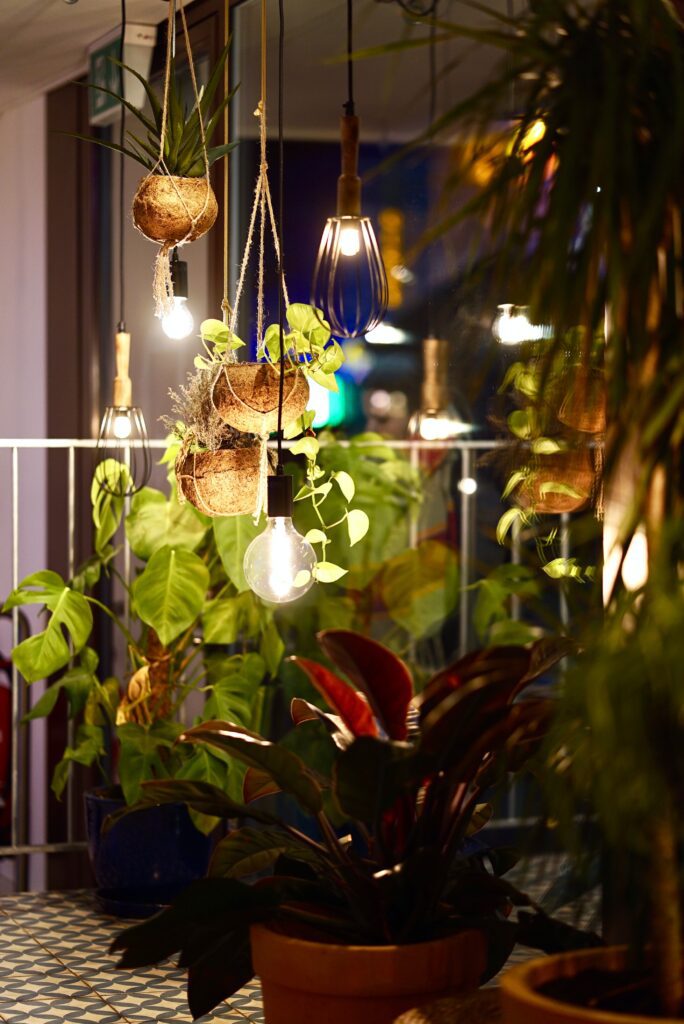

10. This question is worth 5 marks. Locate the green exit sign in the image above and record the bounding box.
[89,36,123,125]
[88,24,156,126]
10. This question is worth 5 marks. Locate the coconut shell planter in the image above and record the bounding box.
[212,362,310,434]
[176,444,270,518]
[133,175,218,245]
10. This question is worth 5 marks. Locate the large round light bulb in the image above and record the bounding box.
[112,411,132,439]
[162,296,194,340]
[339,223,361,257]
[243,517,316,604]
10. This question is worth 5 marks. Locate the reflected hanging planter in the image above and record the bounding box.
[516,447,596,515]
[558,367,606,435]
[212,362,309,435]
[176,442,274,518]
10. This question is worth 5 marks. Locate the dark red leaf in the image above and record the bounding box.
[243,767,280,804]
[290,657,378,738]
[316,629,413,740]
[419,646,532,723]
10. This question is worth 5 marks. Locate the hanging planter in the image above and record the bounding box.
[176,443,273,518]
[516,447,596,515]
[558,367,606,434]
[212,361,309,435]
[72,5,235,318]
[132,175,218,246]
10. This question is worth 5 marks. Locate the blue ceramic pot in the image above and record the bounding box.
[85,788,213,916]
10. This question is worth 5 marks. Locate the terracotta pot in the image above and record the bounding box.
[501,946,677,1024]
[250,924,486,1024]
[212,363,309,434]
[558,369,606,435]
[516,448,595,515]
[176,445,266,518]
[132,174,218,244]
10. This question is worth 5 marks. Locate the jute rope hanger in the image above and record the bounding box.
[144,0,214,316]
[208,0,295,522]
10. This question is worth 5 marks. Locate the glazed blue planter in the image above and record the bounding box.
[85,788,213,917]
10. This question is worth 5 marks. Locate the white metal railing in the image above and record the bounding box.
[0,437,565,888]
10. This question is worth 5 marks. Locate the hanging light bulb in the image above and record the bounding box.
[162,249,195,340]
[244,475,316,604]
[408,337,471,440]
[95,3,150,498]
[311,0,388,338]
[96,326,151,497]
[492,303,551,345]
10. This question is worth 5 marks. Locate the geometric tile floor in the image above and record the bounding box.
[0,868,599,1024]
[0,891,263,1024]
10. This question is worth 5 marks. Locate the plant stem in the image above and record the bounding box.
[84,596,137,649]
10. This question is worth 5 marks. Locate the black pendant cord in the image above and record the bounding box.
[344,0,355,116]
[426,0,437,340]
[276,0,285,473]
[118,0,127,332]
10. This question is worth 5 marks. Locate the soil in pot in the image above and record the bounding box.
[539,969,669,1018]
[212,362,309,435]
[132,174,218,244]
[176,444,270,517]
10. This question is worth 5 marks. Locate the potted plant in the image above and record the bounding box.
[209,303,343,436]
[109,629,595,1022]
[410,0,684,1017]
[2,458,271,912]
[75,46,234,247]
[170,306,345,522]
[496,349,602,520]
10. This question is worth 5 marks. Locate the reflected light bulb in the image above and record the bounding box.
[162,296,194,340]
[492,303,550,345]
[415,412,470,441]
[339,223,361,257]
[113,411,132,439]
[244,516,316,604]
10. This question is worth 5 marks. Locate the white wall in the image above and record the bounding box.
[0,95,47,890]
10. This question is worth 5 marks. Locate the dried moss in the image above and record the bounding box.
[163,367,255,452]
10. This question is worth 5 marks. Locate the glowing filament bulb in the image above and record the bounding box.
[113,411,132,439]
[162,296,194,340]
[244,517,316,605]
[339,223,361,256]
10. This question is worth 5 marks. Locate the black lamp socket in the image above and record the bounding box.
[267,473,293,518]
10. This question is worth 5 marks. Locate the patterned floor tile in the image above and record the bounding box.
[0,872,599,1024]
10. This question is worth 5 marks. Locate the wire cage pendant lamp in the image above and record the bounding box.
[311,0,388,339]
[96,0,151,497]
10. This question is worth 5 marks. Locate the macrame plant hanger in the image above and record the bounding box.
[139,0,214,317]
[212,0,292,522]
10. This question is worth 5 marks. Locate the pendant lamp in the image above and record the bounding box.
[311,0,388,339]
[243,0,316,605]
[96,0,151,497]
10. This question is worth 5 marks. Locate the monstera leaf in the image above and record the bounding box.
[3,571,93,681]
[132,546,209,645]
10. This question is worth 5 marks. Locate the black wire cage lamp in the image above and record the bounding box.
[311,0,388,338]
[96,0,151,497]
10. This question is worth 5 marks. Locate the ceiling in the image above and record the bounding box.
[0,0,511,137]
[0,0,165,115]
